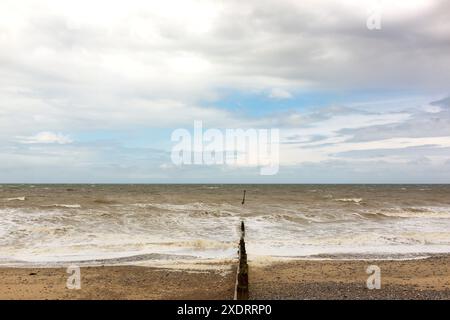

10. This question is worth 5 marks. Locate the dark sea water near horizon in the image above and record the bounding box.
[1,184,450,266]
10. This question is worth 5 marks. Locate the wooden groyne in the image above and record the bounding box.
[234,221,249,300]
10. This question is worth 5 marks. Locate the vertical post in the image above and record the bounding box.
[235,221,249,300]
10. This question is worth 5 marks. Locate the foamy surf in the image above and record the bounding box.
[4,197,26,201]
[43,204,81,208]
[335,198,363,203]
[1,184,450,266]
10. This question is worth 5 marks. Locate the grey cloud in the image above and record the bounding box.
[334,145,450,159]
[2,0,450,105]
[0,140,170,183]
[407,156,432,166]
[431,96,450,108]
[1,0,450,182]
[196,0,450,91]
[283,134,327,144]
[341,108,450,143]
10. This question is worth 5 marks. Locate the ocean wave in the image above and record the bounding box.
[378,207,450,218]
[159,239,235,250]
[133,202,212,211]
[335,198,363,204]
[3,197,26,201]
[260,212,327,224]
[129,202,243,216]
[2,185,450,266]
[43,204,81,208]
[93,198,118,204]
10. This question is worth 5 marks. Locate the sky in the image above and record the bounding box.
[0,0,450,183]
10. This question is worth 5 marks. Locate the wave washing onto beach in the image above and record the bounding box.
[42,204,82,208]
[335,198,363,203]
[3,197,26,201]
[0,184,450,266]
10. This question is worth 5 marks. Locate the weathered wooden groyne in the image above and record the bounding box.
[234,221,249,300]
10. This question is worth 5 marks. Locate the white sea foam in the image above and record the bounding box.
[4,196,26,201]
[1,185,450,266]
[380,207,450,218]
[44,204,81,208]
[335,198,363,203]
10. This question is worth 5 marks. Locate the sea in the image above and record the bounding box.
[1,184,450,266]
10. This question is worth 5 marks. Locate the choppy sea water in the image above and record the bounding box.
[1,184,450,266]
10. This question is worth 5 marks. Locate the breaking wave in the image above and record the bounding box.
[43,204,81,208]
[3,197,26,201]
[1,184,450,265]
[335,198,363,204]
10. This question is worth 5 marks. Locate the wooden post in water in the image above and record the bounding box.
[234,221,249,300]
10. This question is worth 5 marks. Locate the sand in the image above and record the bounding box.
[1,256,450,299]
[0,264,236,300]
[250,255,450,299]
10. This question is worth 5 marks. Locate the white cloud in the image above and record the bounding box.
[0,0,449,182]
[268,88,293,99]
[423,104,442,113]
[18,132,73,144]
[281,135,450,166]
[1,0,449,108]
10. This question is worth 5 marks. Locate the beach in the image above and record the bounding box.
[2,0,450,303]
[1,256,450,299]
[0,262,237,300]
[1,184,450,299]
[250,255,450,299]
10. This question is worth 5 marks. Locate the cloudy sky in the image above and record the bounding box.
[1,0,449,183]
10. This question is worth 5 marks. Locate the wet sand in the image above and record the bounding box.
[250,255,450,299]
[0,263,236,300]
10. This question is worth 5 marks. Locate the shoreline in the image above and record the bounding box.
[1,255,450,299]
